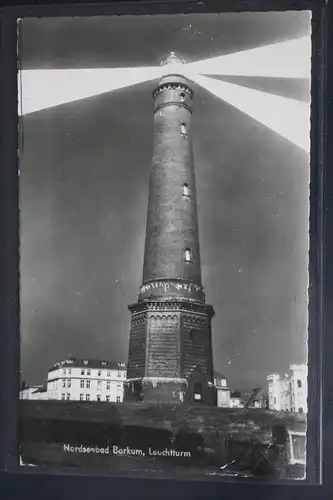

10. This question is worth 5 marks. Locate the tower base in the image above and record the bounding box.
[124,374,216,406]
[125,298,215,406]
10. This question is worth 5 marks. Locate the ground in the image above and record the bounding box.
[19,400,306,479]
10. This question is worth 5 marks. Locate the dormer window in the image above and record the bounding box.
[180,123,187,135]
[182,183,189,196]
[185,248,191,262]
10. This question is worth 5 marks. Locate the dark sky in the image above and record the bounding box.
[19,12,311,392]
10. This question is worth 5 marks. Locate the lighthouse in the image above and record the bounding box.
[124,53,215,405]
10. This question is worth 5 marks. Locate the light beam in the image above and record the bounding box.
[190,74,310,153]
[18,66,162,115]
[186,37,311,79]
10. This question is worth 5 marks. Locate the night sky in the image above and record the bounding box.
[19,12,311,392]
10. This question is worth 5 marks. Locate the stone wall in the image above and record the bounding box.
[127,312,147,379]
[147,313,180,377]
[181,311,213,379]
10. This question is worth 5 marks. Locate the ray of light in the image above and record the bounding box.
[18,66,162,115]
[190,74,310,153]
[186,37,311,79]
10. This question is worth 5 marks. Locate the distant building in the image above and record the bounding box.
[214,371,230,407]
[243,390,268,409]
[47,357,127,403]
[20,385,48,400]
[289,364,308,413]
[267,364,307,413]
[230,391,244,408]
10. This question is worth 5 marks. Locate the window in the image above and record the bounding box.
[116,396,121,402]
[118,372,121,378]
[66,393,70,400]
[87,370,91,376]
[106,396,110,402]
[62,369,66,375]
[62,379,66,388]
[297,380,302,388]
[67,380,71,388]
[117,384,122,392]
[221,379,227,387]
[180,92,186,102]
[81,369,85,375]
[98,370,102,376]
[97,395,101,402]
[97,381,102,389]
[299,407,303,413]
[107,371,111,377]
[80,394,84,401]
[86,380,90,389]
[68,369,72,375]
[182,183,189,196]
[86,394,90,401]
[185,248,191,262]
[80,379,84,388]
[106,381,111,390]
[61,393,65,400]
[274,397,276,404]
[180,122,187,135]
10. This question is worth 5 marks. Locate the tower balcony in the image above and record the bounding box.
[138,278,205,303]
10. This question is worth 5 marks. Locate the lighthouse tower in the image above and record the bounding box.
[124,53,215,405]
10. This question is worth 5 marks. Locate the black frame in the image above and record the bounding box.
[0,0,332,498]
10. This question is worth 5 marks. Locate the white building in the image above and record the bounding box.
[47,357,127,403]
[289,364,308,413]
[20,385,48,400]
[229,391,244,408]
[214,371,231,407]
[267,364,307,414]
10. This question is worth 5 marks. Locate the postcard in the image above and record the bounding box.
[18,11,311,480]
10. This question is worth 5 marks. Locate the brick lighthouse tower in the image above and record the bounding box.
[124,52,215,405]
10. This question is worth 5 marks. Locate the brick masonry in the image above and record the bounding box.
[143,76,200,284]
[125,66,215,405]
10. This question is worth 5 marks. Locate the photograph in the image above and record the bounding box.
[18,10,311,480]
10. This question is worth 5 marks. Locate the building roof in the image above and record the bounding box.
[161,51,186,66]
[20,385,44,392]
[34,386,47,393]
[49,357,127,373]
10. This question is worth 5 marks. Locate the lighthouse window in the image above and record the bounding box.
[185,248,191,262]
[180,123,187,135]
[182,183,189,196]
